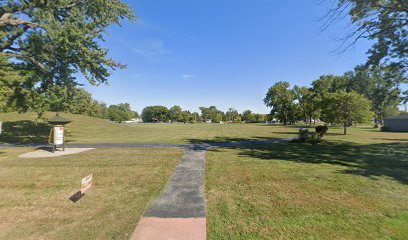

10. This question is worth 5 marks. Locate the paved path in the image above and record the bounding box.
[131,148,207,240]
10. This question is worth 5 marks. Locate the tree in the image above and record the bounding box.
[403,90,408,105]
[311,75,349,95]
[347,64,406,126]
[324,0,407,72]
[95,101,109,119]
[169,105,183,122]
[264,81,296,125]
[321,91,373,135]
[108,103,134,123]
[191,112,201,123]
[242,110,255,123]
[181,110,192,123]
[141,106,170,123]
[0,1,135,111]
[226,108,239,122]
[294,86,319,125]
[199,106,224,123]
[253,113,266,123]
[213,112,223,123]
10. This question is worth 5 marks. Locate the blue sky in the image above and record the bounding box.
[83,0,373,114]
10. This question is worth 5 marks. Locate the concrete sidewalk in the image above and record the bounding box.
[131,148,207,240]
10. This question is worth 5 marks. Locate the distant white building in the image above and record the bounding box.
[124,118,143,124]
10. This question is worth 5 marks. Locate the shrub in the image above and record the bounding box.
[306,132,323,144]
[315,125,328,137]
[298,128,310,142]
[294,128,323,144]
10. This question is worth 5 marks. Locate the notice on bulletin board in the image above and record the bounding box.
[54,126,64,145]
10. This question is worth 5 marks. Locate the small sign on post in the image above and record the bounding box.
[81,174,93,194]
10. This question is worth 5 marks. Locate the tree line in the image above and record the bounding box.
[264,64,407,134]
[141,105,270,124]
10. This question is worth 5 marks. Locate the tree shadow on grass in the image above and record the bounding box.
[0,121,50,144]
[373,138,408,142]
[185,136,281,144]
[214,141,408,184]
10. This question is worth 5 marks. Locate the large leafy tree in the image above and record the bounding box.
[199,106,224,123]
[325,0,407,72]
[293,85,319,125]
[321,91,373,135]
[242,110,255,123]
[0,0,135,110]
[347,64,406,126]
[141,106,170,123]
[108,103,134,123]
[264,81,296,125]
[169,105,183,122]
[226,108,240,123]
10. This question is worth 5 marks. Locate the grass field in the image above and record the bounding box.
[2,112,408,239]
[206,128,408,239]
[0,148,181,239]
[0,112,296,144]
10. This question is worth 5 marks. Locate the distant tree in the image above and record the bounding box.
[347,64,406,126]
[180,110,192,123]
[324,0,407,72]
[199,106,224,123]
[108,103,134,123]
[321,91,373,135]
[134,111,140,119]
[226,108,239,122]
[95,102,109,119]
[169,105,183,122]
[242,110,255,123]
[264,81,296,125]
[294,86,319,125]
[213,113,223,123]
[191,112,201,123]
[141,106,170,123]
[253,113,266,123]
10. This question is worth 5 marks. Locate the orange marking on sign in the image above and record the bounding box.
[81,174,93,194]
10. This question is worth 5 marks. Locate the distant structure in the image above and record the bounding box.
[383,114,408,132]
[124,118,143,124]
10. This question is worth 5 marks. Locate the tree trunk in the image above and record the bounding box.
[343,124,347,135]
[374,118,379,128]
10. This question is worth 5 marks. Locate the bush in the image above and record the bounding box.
[306,132,323,144]
[294,128,323,144]
[380,126,390,132]
[315,125,328,137]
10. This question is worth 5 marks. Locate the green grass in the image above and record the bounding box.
[206,129,408,239]
[0,112,296,144]
[0,147,181,239]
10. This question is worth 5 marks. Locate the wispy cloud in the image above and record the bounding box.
[132,39,170,61]
[182,74,194,79]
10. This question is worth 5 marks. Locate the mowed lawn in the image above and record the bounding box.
[0,112,295,144]
[206,128,408,239]
[0,148,181,239]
